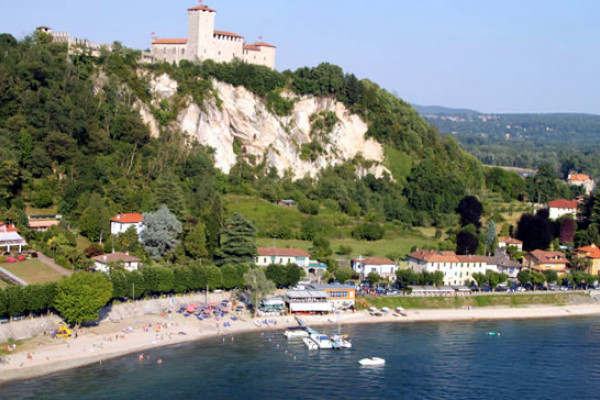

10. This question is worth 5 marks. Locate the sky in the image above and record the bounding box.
[2,0,599,114]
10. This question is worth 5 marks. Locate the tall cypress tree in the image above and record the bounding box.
[214,212,257,266]
[205,195,223,258]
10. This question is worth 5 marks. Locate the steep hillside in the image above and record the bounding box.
[0,31,487,251]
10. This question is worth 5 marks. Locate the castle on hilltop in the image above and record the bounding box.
[146,5,276,69]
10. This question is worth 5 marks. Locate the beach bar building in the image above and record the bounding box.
[285,289,332,314]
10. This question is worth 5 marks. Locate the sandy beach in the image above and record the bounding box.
[1,301,599,385]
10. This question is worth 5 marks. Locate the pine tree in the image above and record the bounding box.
[153,174,187,219]
[184,222,209,259]
[214,212,257,266]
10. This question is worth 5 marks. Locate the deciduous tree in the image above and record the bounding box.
[54,271,113,325]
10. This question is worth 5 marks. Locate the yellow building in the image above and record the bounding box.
[574,244,600,276]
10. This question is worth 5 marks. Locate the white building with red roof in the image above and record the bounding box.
[498,236,523,251]
[148,4,276,69]
[548,199,579,220]
[407,250,496,286]
[255,247,310,267]
[351,257,398,282]
[110,213,144,236]
[567,173,595,195]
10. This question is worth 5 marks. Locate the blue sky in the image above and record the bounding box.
[2,0,599,114]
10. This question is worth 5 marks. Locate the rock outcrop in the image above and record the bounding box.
[144,73,389,179]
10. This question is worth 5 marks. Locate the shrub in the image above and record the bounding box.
[54,255,71,269]
[351,223,385,241]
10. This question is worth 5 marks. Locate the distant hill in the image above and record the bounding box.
[412,104,481,115]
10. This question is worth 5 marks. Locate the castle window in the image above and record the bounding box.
[218,51,221,55]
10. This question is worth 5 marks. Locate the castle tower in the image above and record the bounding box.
[187,5,216,60]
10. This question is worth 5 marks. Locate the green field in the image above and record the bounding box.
[359,293,588,310]
[1,259,64,285]
[76,235,92,252]
[256,232,438,259]
[0,280,9,289]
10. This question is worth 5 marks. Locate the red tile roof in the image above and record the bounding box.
[575,244,600,259]
[361,257,396,266]
[548,199,578,209]
[527,250,568,264]
[498,236,523,245]
[28,220,60,228]
[408,249,460,263]
[568,174,591,181]
[456,255,487,263]
[255,41,276,48]
[214,30,244,38]
[257,247,310,258]
[92,252,141,264]
[152,38,187,44]
[0,223,19,232]
[188,5,216,12]
[244,44,260,51]
[110,213,144,224]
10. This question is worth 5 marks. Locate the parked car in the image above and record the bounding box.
[559,286,569,291]
[495,286,508,292]
[386,289,399,296]
[515,286,527,292]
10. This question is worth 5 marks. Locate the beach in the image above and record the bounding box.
[1,300,600,385]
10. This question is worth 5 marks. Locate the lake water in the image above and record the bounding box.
[2,317,600,399]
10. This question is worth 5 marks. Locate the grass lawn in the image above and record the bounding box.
[76,235,92,252]
[25,205,58,216]
[1,259,64,285]
[0,280,9,289]
[256,231,439,259]
[359,293,588,310]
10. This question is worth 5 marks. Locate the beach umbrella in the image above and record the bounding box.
[395,307,404,312]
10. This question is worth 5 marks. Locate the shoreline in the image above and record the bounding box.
[1,302,599,386]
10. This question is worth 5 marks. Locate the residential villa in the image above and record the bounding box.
[567,173,595,195]
[110,213,145,236]
[548,199,579,220]
[573,244,600,276]
[255,247,310,268]
[28,220,60,232]
[406,250,496,286]
[91,252,141,273]
[351,257,398,282]
[498,236,523,251]
[0,223,27,253]
[523,250,568,274]
[486,251,524,278]
[276,200,296,208]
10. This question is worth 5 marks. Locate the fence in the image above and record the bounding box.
[0,267,27,286]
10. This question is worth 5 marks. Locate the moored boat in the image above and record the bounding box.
[331,334,352,348]
[284,326,310,339]
[359,357,385,366]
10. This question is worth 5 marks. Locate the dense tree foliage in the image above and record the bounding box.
[54,271,113,325]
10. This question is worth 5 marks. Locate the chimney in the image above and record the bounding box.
[125,251,129,255]
[103,255,107,261]
[117,214,121,220]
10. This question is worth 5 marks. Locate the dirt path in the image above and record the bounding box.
[36,253,73,277]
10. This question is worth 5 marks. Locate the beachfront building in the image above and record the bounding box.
[147,5,276,69]
[351,257,398,282]
[573,244,600,276]
[92,252,141,273]
[567,173,595,195]
[255,247,310,268]
[308,284,356,310]
[0,223,27,253]
[498,236,523,251]
[285,289,332,314]
[407,250,496,286]
[110,213,144,236]
[548,199,579,220]
[523,250,568,274]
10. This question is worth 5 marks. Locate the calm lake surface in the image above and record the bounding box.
[2,317,600,399]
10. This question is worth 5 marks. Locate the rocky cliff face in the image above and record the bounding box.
[141,73,389,180]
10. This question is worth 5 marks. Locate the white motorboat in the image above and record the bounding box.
[359,357,386,366]
[331,334,352,348]
[284,326,310,339]
[303,337,319,350]
[304,334,333,349]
